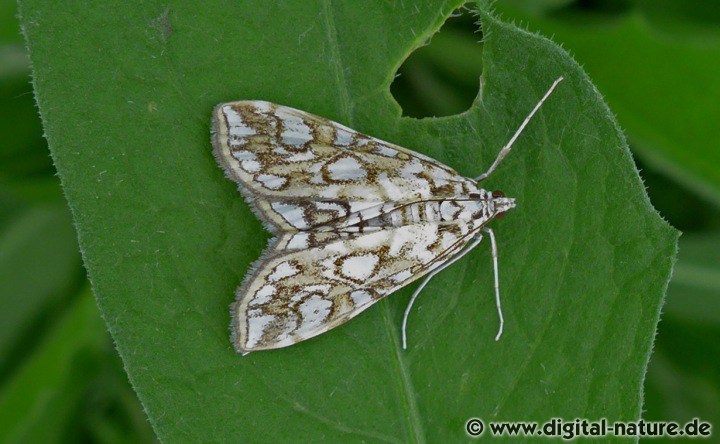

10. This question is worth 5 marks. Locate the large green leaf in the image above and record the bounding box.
[20,0,677,441]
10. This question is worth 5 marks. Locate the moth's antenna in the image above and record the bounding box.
[402,235,484,350]
[476,76,564,182]
[483,227,504,340]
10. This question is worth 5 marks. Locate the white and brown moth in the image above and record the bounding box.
[212,77,563,354]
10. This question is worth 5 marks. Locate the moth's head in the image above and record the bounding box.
[470,189,516,220]
[489,190,515,219]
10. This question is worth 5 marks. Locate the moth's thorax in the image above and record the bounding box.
[463,189,516,226]
[476,189,516,221]
[364,189,515,228]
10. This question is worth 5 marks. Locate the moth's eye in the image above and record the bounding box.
[469,192,481,199]
[492,190,505,198]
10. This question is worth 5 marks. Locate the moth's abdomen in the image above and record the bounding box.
[365,199,479,227]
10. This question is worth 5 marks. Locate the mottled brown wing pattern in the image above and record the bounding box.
[211,101,477,232]
[214,78,566,354]
[232,220,478,353]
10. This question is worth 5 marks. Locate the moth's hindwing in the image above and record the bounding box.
[211,101,477,232]
[232,220,479,353]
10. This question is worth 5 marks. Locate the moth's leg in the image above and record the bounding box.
[483,226,504,341]
[402,234,483,350]
[475,76,564,182]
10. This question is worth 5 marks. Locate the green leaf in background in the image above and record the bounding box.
[0,204,80,372]
[665,234,720,325]
[0,291,105,443]
[19,0,677,441]
[645,234,720,434]
[0,290,157,443]
[495,0,720,206]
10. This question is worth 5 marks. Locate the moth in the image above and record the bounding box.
[212,77,563,354]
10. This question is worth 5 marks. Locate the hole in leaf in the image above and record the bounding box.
[391,5,483,118]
